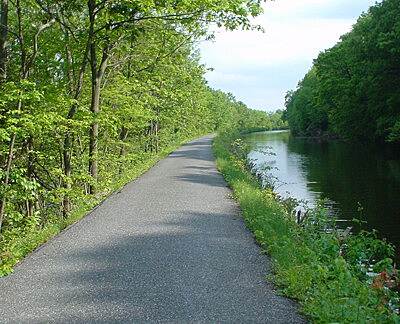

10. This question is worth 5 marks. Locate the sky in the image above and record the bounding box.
[200,0,379,112]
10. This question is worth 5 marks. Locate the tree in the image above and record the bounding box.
[285,0,400,143]
[0,0,278,274]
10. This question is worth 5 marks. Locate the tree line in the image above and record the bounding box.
[0,0,286,265]
[284,0,400,143]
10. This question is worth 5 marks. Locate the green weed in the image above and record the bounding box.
[213,129,400,323]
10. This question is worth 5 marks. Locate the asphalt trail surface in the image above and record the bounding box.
[0,136,305,323]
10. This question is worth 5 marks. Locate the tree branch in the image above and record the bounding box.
[26,18,56,72]
[94,10,204,34]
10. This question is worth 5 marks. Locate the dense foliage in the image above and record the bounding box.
[0,0,285,274]
[285,0,400,142]
[214,130,400,323]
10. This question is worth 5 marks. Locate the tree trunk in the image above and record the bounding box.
[88,0,104,194]
[62,133,72,217]
[88,76,101,194]
[155,121,159,153]
[61,28,89,216]
[61,35,75,214]
[26,136,34,217]
[0,0,9,233]
[87,0,109,194]
[0,0,24,226]
[118,126,128,174]
[0,0,8,82]
[0,130,16,233]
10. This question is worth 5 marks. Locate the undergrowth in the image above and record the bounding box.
[213,129,400,323]
[0,138,191,276]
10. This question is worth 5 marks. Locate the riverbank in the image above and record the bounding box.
[246,130,400,262]
[213,129,400,322]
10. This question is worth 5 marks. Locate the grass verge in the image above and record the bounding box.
[213,129,400,323]
[0,136,196,276]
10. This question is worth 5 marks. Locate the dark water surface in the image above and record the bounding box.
[246,130,400,260]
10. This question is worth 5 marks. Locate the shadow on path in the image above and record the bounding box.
[3,212,303,323]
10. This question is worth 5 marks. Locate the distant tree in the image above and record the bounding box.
[285,0,400,143]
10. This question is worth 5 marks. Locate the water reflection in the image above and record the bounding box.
[246,130,400,260]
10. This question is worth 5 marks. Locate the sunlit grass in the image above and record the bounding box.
[213,130,399,323]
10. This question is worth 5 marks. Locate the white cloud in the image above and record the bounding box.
[201,18,353,69]
[257,0,377,20]
[199,0,377,111]
[206,71,260,85]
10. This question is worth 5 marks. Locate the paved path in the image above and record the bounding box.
[0,136,304,323]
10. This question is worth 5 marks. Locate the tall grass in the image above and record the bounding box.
[213,130,399,323]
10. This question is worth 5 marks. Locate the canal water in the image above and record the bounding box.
[246,130,400,260]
